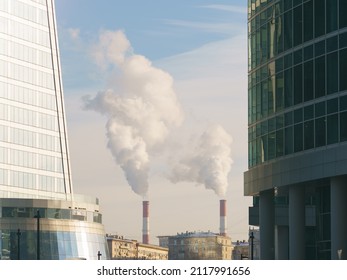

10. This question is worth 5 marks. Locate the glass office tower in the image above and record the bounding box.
[0,0,108,259]
[245,0,347,259]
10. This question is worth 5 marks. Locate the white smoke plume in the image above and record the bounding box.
[169,124,233,197]
[84,30,184,197]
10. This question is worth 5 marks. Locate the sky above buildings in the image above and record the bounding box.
[55,0,251,243]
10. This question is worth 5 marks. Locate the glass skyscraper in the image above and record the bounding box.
[245,0,347,259]
[0,0,108,259]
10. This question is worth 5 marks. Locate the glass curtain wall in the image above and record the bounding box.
[248,0,347,168]
[0,0,72,198]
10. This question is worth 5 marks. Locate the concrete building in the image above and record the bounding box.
[107,234,168,260]
[137,243,168,260]
[0,0,108,259]
[159,231,232,260]
[232,240,249,260]
[107,235,137,259]
[245,0,347,259]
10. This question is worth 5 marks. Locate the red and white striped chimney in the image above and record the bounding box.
[142,200,150,244]
[219,199,227,236]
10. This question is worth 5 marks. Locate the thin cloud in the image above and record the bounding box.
[164,19,242,35]
[201,4,246,14]
[68,28,80,41]
[156,34,247,80]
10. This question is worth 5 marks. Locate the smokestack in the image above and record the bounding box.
[142,200,150,244]
[219,199,227,236]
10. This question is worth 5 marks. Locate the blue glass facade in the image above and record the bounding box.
[0,198,109,260]
[2,230,107,260]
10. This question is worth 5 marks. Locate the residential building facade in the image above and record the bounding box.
[245,0,347,259]
[159,231,232,260]
[107,234,168,260]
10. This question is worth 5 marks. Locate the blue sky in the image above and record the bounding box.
[55,1,251,243]
[56,1,245,58]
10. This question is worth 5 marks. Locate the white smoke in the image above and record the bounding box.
[83,30,233,198]
[84,30,184,197]
[169,124,233,197]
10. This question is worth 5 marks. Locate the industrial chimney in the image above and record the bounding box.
[219,199,227,236]
[142,200,150,244]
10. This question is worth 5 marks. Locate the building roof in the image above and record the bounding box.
[171,230,227,238]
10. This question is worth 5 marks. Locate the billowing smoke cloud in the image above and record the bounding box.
[169,124,233,197]
[84,30,184,197]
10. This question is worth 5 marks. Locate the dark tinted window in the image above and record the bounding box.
[327,52,338,95]
[340,49,347,91]
[303,1,313,41]
[326,0,338,33]
[339,1,347,28]
[315,56,325,98]
[315,0,325,37]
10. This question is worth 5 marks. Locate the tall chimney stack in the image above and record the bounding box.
[142,200,150,244]
[219,199,227,236]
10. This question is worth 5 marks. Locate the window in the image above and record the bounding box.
[340,112,347,142]
[257,83,261,120]
[293,6,302,46]
[293,0,302,6]
[340,95,347,111]
[304,120,314,150]
[284,0,292,11]
[303,1,313,42]
[294,108,303,123]
[257,137,262,164]
[327,52,338,95]
[339,1,347,28]
[294,123,303,152]
[315,40,325,57]
[340,49,347,91]
[304,60,313,101]
[327,98,338,114]
[276,57,284,73]
[294,49,303,65]
[261,24,267,63]
[284,68,293,107]
[315,0,325,37]
[294,64,303,104]
[304,45,313,61]
[276,115,284,129]
[274,16,284,55]
[284,53,293,69]
[340,32,347,49]
[315,117,326,147]
[285,111,293,126]
[304,105,314,120]
[261,81,268,118]
[0,168,6,184]
[284,11,293,51]
[326,0,337,33]
[315,56,325,98]
[0,125,7,141]
[269,117,276,132]
[327,114,338,144]
[268,76,275,115]
[315,101,326,118]
[327,36,338,53]
[276,72,284,111]
[276,129,284,157]
[268,132,276,160]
